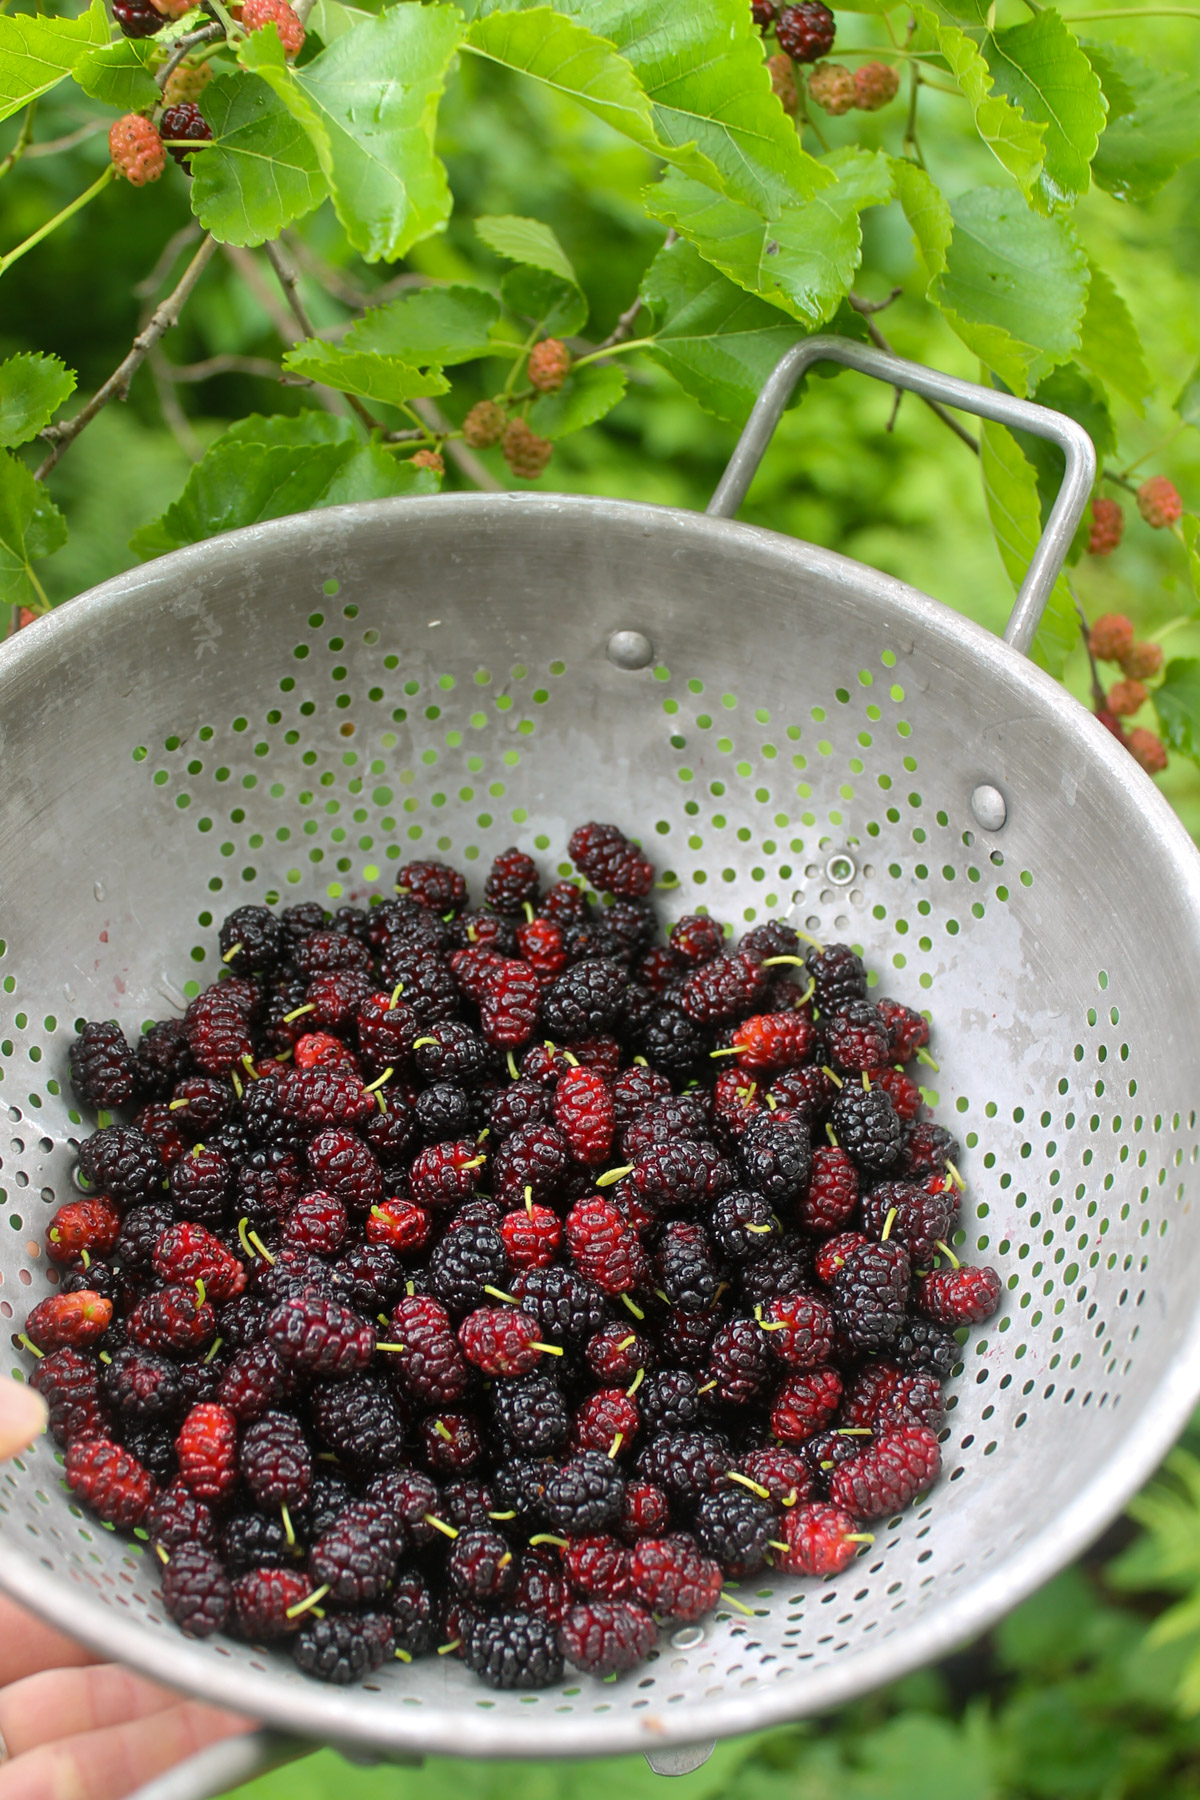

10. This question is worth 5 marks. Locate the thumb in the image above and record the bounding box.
[0,1379,47,1459]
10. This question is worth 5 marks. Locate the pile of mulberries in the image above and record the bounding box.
[25,820,1000,1691]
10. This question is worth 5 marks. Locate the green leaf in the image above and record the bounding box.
[1154,658,1200,765]
[914,7,1045,196]
[475,213,577,285]
[191,72,327,247]
[647,147,892,326]
[0,449,66,610]
[933,185,1088,393]
[131,412,436,557]
[1078,37,1135,123]
[527,361,626,438]
[639,235,800,423]
[0,352,75,448]
[1078,263,1150,416]
[1182,516,1200,607]
[1012,362,1113,553]
[980,418,1076,677]
[238,4,462,263]
[347,284,502,365]
[500,266,588,335]
[0,0,109,123]
[468,0,825,214]
[890,157,951,289]
[983,10,1106,213]
[464,9,718,189]
[1090,45,1200,202]
[306,0,374,42]
[280,340,450,405]
[72,35,159,112]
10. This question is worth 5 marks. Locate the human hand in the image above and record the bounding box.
[0,1380,253,1800]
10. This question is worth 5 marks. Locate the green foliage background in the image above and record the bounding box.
[7,0,1200,1790]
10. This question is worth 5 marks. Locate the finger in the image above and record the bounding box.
[0,1382,47,1460]
[0,1699,254,1800]
[0,1665,180,1760]
[0,1595,97,1687]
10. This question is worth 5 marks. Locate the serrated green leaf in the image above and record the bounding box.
[131,411,436,556]
[0,0,109,123]
[191,72,327,246]
[647,147,892,326]
[72,35,159,112]
[0,352,75,449]
[238,5,461,263]
[914,7,1045,195]
[1090,45,1200,202]
[1013,361,1113,552]
[933,185,1087,394]
[890,157,951,290]
[1078,263,1150,416]
[501,266,588,335]
[527,361,626,438]
[980,418,1076,678]
[1154,658,1200,765]
[468,0,825,215]
[281,340,450,405]
[464,9,718,189]
[638,235,799,423]
[1078,37,1135,122]
[0,448,66,610]
[983,10,1105,213]
[475,213,577,285]
[347,284,502,365]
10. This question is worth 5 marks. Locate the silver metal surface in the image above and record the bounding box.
[707,336,1095,656]
[0,355,1197,1765]
[970,784,1009,833]
[644,1745,717,1776]
[607,629,655,670]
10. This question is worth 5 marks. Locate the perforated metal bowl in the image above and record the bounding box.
[2,342,1200,1785]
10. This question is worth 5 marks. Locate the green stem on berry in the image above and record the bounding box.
[363,1066,393,1094]
[596,1164,634,1187]
[719,1591,756,1616]
[570,336,659,373]
[934,1239,961,1268]
[506,1050,520,1081]
[944,1159,966,1191]
[607,1431,624,1458]
[16,1334,42,1359]
[281,1504,296,1547]
[436,1638,462,1655]
[248,1229,275,1264]
[204,0,243,37]
[285,1583,330,1618]
[489,1510,517,1521]
[282,1002,315,1023]
[484,1285,518,1304]
[425,1513,459,1539]
[903,65,927,170]
[374,1342,407,1352]
[915,1047,939,1071]
[726,1470,772,1499]
[529,1533,569,1549]
[394,1647,412,1662]
[821,1064,844,1088]
[881,1206,897,1242]
[621,1293,645,1321]
[626,1366,645,1397]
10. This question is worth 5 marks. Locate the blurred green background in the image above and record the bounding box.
[6,4,1200,1789]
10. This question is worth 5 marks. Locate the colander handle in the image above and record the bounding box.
[706,336,1096,657]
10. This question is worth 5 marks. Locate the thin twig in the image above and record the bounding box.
[26,118,108,159]
[158,22,224,90]
[160,353,281,382]
[885,386,903,432]
[134,221,204,297]
[35,233,219,479]
[849,302,979,455]
[222,242,346,418]
[0,103,36,183]
[150,345,204,460]
[848,285,903,315]
[263,237,380,433]
[283,234,429,311]
[411,397,503,491]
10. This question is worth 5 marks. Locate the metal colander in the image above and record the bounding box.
[3,340,1200,1791]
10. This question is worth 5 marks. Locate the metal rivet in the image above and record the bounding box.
[826,852,856,886]
[606,630,654,670]
[970,784,1007,832]
[670,1624,706,1649]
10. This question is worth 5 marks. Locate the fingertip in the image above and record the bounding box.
[0,1380,48,1459]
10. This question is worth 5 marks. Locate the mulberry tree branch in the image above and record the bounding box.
[35,232,220,479]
